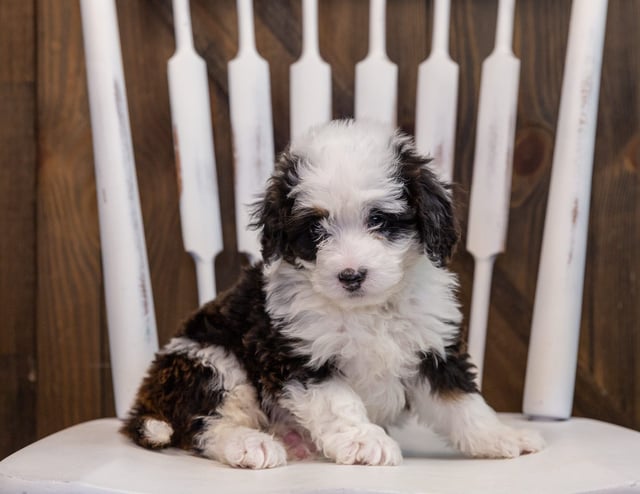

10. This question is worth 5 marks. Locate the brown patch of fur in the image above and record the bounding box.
[122,265,336,452]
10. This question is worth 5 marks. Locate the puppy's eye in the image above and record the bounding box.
[367,210,416,240]
[367,212,388,230]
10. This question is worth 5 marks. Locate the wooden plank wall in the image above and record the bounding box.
[0,0,37,458]
[0,0,638,459]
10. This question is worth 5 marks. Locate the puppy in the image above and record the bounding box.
[122,119,544,468]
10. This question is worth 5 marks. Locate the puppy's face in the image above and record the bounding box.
[253,120,458,308]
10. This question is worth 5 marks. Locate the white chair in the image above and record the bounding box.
[2,0,639,493]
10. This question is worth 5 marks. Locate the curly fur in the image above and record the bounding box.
[122,120,544,468]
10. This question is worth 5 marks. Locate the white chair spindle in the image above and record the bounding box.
[355,0,397,127]
[168,0,223,305]
[290,0,332,141]
[415,0,459,183]
[523,0,609,420]
[79,0,159,418]
[466,0,520,388]
[229,0,275,263]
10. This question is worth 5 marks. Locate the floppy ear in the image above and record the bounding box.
[396,136,459,266]
[250,150,300,264]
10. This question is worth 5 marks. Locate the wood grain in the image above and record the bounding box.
[0,0,37,457]
[585,0,640,428]
[1,0,639,459]
[35,0,104,437]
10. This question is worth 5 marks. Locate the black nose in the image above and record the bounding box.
[338,268,368,292]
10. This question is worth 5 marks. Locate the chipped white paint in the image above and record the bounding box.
[229,0,275,262]
[290,0,332,141]
[168,0,223,305]
[355,0,397,128]
[523,0,609,420]
[414,0,459,183]
[466,0,520,388]
[79,0,158,418]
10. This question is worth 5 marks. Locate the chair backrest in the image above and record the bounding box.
[79,0,610,423]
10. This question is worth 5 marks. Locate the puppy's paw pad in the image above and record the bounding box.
[223,431,287,469]
[332,429,402,466]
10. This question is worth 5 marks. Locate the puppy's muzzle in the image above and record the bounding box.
[338,268,368,292]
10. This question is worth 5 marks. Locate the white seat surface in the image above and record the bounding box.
[1,413,639,494]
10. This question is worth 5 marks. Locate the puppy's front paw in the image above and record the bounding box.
[458,426,545,459]
[222,430,287,469]
[325,425,403,466]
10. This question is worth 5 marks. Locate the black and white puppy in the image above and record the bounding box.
[123,119,544,468]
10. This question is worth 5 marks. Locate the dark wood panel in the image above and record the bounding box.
[586,0,640,428]
[35,0,104,437]
[0,0,37,458]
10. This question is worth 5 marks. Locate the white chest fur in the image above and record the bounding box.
[265,258,462,425]
[335,314,418,425]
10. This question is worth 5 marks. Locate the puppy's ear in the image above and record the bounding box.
[250,150,300,263]
[396,136,459,266]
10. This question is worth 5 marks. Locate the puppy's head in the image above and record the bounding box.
[252,120,458,308]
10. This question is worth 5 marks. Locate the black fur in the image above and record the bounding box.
[123,264,476,454]
[177,265,336,397]
[254,138,459,267]
[395,140,459,267]
[122,265,336,452]
[123,124,476,458]
[366,209,418,241]
[122,353,224,450]
[251,151,330,264]
[418,343,479,396]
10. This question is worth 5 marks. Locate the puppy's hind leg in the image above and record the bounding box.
[194,383,287,469]
[124,340,286,469]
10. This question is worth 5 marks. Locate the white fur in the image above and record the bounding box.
[285,122,419,309]
[128,122,542,469]
[280,380,402,466]
[266,257,461,425]
[199,425,287,469]
[161,337,248,390]
[290,121,407,219]
[195,384,287,469]
[160,338,290,468]
[265,125,462,421]
[409,381,545,458]
[141,418,173,447]
[258,120,544,464]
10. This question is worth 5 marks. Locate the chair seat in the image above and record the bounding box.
[1,413,639,494]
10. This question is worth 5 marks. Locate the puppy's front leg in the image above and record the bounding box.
[280,379,402,466]
[410,351,545,458]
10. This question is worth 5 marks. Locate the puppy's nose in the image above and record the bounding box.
[338,268,368,292]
